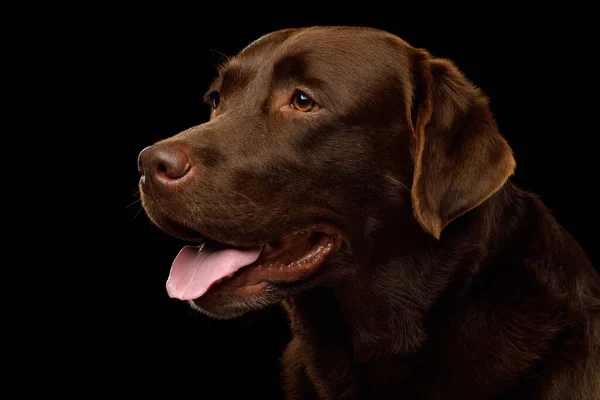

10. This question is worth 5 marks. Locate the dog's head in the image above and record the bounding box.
[138,27,515,318]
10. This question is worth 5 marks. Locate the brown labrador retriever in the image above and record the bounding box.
[138,27,600,399]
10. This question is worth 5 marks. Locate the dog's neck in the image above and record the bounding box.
[286,182,527,362]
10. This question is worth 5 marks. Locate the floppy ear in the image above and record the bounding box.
[409,50,516,239]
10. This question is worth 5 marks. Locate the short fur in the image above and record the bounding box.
[139,27,600,399]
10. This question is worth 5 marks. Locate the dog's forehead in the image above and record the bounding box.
[236,28,299,62]
[218,27,411,90]
[233,27,406,67]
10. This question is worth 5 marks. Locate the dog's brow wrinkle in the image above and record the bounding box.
[219,64,254,97]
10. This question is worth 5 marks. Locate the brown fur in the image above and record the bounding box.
[139,27,600,399]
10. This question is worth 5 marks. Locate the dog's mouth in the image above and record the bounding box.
[165,225,342,300]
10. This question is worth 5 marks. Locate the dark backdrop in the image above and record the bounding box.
[119,10,597,399]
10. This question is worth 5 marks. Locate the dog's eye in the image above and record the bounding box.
[291,91,315,112]
[208,91,220,109]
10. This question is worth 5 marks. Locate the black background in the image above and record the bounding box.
[117,9,597,399]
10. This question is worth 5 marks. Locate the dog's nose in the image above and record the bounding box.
[138,144,193,192]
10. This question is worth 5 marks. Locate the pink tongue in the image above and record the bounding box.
[166,244,262,300]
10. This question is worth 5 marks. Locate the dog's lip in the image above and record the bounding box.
[188,224,342,297]
[159,215,339,249]
[156,216,207,243]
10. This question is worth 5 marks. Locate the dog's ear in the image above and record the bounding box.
[408,50,516,239]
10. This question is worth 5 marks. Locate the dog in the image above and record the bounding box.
[138,26,600,399]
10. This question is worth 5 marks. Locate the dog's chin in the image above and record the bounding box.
[187,289,284,319]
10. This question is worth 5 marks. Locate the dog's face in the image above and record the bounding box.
[138,27,515,318]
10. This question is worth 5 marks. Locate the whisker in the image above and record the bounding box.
[397,181,411,193]
[209,49,231,66]
[386,174,412,193]
[132,206,145,221]
[126,198,142,210]
[228,190,262,210]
